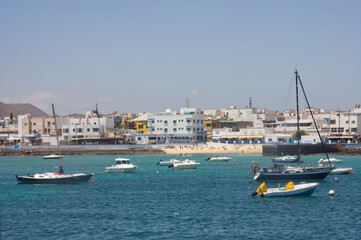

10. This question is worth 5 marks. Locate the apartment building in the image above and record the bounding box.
[61,112,114,141]
[147,107,206,143]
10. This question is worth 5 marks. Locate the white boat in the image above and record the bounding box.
[169,159,200,170]
[105,158,137,173]
[318,158,343,164]
[252,182,319,197]
[205,157,232,162]
[157,159,181,166]
[44,154,64,159]
[272,155,302,163]
[330,168,353,175]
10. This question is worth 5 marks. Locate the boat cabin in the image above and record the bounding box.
[115,158,131,165]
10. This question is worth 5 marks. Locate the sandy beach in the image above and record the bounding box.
[161,142,262,155]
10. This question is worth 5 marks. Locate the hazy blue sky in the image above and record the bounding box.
[1,0,360,115]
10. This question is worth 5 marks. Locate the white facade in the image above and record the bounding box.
[329,108,361,136]
[61,116,114,141]
[147,107,206,143]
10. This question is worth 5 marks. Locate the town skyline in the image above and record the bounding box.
[1,1,360,115]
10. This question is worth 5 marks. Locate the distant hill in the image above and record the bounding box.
[0,102,49,118]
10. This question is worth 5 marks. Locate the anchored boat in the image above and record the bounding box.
[252,181,319,197]
[105,158,137,173]
[252,70,332,181]
[16,104,93,184]
[169,159,200,170]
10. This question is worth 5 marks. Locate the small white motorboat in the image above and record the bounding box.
[330,168,353,175]
[318,158,343,164]
[157,159,181,166]
[252,182,319,197]
[105,158,137,173]
[169,159,200,170]
[205,157,232,162]
[44,154,64,159]
[272,155,302,163]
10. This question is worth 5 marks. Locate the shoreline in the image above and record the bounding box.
[0,143,262,156]
[1,142,360,157]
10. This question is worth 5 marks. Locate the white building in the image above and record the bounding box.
[327,105,361,142]
[212,127,271,143]
[61,114,114,141]
[147,107,206,143]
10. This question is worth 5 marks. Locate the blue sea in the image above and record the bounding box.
[1,154,361,239]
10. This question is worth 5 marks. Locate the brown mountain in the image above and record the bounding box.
[0,102,49,118]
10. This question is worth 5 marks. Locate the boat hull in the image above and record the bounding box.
[263,183,319,197]
[172,163,200,170]
[254,170,330,181]
[43,155,64,159]
[105,167,136,173]
[16,174,93,184]
[206,157,231,162]
[330,168,352,175]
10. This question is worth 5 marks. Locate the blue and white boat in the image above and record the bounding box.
[252,182,319,197]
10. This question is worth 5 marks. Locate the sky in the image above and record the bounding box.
[1,0,360,116]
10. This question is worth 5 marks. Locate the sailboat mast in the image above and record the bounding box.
[295,70,301,159]
[297,73,331,165]
[52,104,64,170]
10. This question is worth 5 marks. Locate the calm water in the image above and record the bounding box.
[1,154,361,239]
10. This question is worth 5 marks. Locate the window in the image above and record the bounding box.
[173,128,177,132]
[164,128,168,133]
[87,128,90,132]
[77,128,83,133]
[330,119,336,124]
[73,128,75,132]
[206,123,211,127]
[63,129,69,133]
[93,128,99,132]
[138,125,143,129]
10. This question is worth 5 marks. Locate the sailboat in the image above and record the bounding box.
[16,104,94,184]
[252,70,332,181]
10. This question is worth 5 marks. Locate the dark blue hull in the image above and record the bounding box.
[16,174,93,184]
[254,170,330,181]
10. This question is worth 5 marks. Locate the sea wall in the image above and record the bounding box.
[0,146,166,156]
[262,143,349,156]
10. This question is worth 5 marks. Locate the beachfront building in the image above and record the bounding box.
[212,127,269,144]
[18,115,68,145]
[204,118,220,138]
[61,111,115,143]
[327,105,361,143]
[129,113,149,134]
[147,107,206,143]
